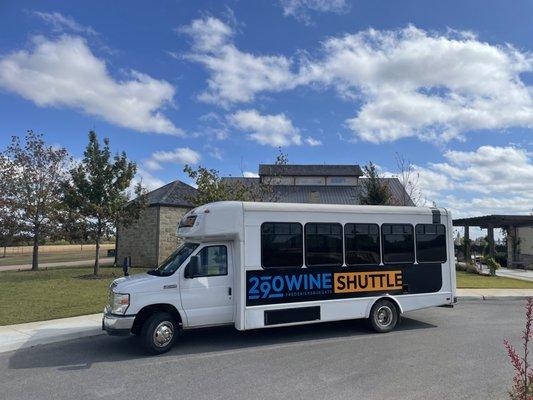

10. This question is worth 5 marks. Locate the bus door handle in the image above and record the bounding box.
[228,287,232,296]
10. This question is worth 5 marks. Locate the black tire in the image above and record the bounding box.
[141,312,179,355]
[369,299,398,333]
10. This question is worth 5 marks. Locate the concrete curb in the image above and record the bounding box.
[458,295,529,301]
[0,314,103,354]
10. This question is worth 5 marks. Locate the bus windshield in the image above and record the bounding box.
[148,242,199,276]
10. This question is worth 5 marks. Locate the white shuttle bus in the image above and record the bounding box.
[103,201,456,354]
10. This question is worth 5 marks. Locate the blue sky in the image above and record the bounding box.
[1,0,532,222]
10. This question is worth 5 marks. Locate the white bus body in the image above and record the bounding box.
[103,201,456,354]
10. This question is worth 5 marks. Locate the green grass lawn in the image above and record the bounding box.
[0,266,149,325]
[0,249,112,267]
[456,270,533,289]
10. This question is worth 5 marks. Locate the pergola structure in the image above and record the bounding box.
[453,215,533,267]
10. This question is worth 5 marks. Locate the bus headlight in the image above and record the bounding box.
[111,293,130,315]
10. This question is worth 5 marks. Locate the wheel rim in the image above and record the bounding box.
[153,321,174,347]
[375,305,393,328]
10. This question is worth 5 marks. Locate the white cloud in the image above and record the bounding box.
[205,144,223,160]
[183,18,533,143]
[279,0,349,23]
[180,17,297,106]
[433,146,533,195]
[144,159,163,171]
[305,136,322,146]
[32,11,97,35]
[229,109,302,146]
[243,171,259,178]
[413,145,533,217]
[303,26,533,143]
[132,168,166,192]
[0,35,181,135]
[151,147,201,166]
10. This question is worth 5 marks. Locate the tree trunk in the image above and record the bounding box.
[2,246,6,258]
[32,227,39,271]
[94,222,101,276]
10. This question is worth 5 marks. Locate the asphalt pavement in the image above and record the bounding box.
[0,300,524,400]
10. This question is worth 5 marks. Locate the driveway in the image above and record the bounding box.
[497,267,533,282]
[0,300,522,400]
[0,257,114,272]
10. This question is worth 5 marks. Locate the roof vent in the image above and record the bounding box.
[309,191,320,203]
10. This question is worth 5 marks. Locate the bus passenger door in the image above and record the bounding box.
[180,243,234,327]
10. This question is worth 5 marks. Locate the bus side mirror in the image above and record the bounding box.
[184,255,200,279]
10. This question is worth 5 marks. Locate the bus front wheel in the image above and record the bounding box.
[369,299,398,333]
[141,312,179,355]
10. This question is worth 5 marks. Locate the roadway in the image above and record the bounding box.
[0,300,522,400]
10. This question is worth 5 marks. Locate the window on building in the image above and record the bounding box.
[381,224,414,263]
[326,177,358,186]
[295,176,326,186]
[344,224,380,265]
[196,245,228,276]
[305,223,343,267]
[416,224,447,263]
[261,223,303,268]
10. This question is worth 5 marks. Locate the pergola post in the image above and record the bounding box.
[464,225,471,262]
[488,225,495,258]
[507,226,516,268]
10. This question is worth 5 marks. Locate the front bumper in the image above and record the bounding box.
[102,308,135,336]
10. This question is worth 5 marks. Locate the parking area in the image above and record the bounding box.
[0,300,522,400]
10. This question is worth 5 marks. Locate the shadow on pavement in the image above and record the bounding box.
[8,316,435,370]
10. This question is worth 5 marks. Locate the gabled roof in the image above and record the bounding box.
[258,164,363,177]
[146,180,197,207]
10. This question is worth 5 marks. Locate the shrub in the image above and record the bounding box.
[466,260,481,275]
[504,297,533,400]
[483,256,501,276]
[495,252,508,268]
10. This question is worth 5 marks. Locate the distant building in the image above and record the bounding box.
[116,164,413,267]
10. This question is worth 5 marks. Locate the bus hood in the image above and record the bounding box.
[112,272,168,294]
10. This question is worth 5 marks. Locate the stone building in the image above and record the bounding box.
[116,180,196,268]
[116,164,413,267]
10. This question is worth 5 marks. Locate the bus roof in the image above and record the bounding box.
[196,201,447,217]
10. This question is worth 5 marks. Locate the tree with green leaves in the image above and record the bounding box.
[183,148,288,206]
[63,131,147,276]
[0,202,21,258]
[0,131,70,270]
[359,162,392,205]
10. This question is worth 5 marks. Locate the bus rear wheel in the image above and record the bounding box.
[369,299,398,333]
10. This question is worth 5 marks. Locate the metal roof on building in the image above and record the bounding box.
[220,177,413,206]
[143,171,413,208]
[258,164,363,177]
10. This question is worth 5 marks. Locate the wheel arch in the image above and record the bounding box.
[365,296,403,318]
[132,303,183,335]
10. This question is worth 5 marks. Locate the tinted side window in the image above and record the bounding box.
[345,224,380,265]
[261,223,303,269]
[416,224,447,263]
[197,245,227,276]
[382,224,414,263]
[305,223,343,267]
